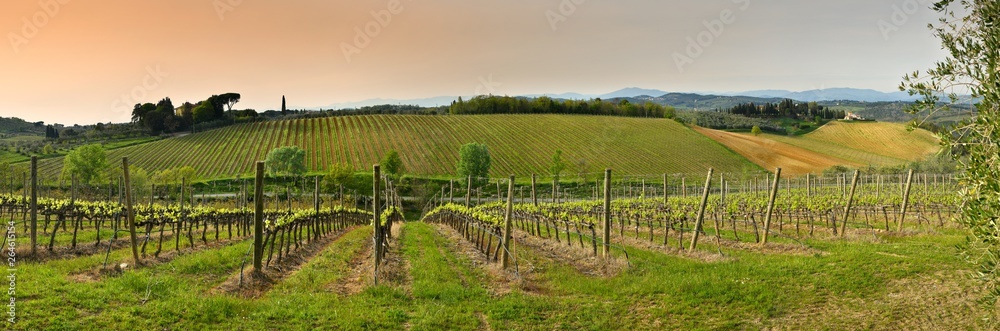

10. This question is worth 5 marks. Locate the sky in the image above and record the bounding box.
[1,0,948,125]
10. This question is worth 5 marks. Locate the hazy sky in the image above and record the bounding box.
[1,0,946,125]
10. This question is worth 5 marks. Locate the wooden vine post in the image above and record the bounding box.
[450,179,454,204]
[177,177,185,252]
[29,156,37,256]
[531,174,538,206]
[373,165,382,281]
[841,170,860,236]
[898,169,914,232]
[761,168,781,245]
[806,173,812,198]
[662,174,668,205]
[314,176,320,213]
[551,178,557,204]
[602,169,612,258]
[314,176,321,237]
[123,157,141,264]
[689,168,714,250]
[502,175,515,269]
[252,161,265,273]
[466,175,472,208]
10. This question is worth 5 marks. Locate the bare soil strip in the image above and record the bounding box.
[68,236,248,283]
[429,223,536,296]
[329,235,374,296]
[28,226,243,263]
[330,223,411,296]
[213,226,359,298]
[476,311,492,331]
[512,229,626,278]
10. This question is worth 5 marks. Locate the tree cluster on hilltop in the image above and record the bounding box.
[131,93,248,135]
[449,95,676,119]
[721,99,846,120]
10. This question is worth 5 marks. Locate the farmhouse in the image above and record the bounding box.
[844,112,866,121]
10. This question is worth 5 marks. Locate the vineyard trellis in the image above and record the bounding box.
[4,157,406,288]
[421,168,961,266]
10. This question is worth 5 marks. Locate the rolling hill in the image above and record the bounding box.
[696,121,941,175]
[764,121,940,167]
[23,114,764,180]
[691,127,854,176]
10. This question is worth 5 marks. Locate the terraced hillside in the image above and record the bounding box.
[25,114,762,179]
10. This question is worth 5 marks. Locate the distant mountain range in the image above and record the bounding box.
[731,88,918,102]
[311,87,921,110]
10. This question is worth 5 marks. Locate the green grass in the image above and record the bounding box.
[15,219,988,330]
[0,150,28,164]
[20,114,762,180]
[0,135,44,143]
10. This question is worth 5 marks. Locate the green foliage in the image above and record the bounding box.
[265,146,307,177]
[724,99,845,120]
[449,95,673,118]
[0,161,10,188]
[60,144,109,186]
[663,105,676,119]
[128,166,152,203]
[381,150,404,178]
[456,143,491,185]
[901,0,1000,304]
[751,126,762,136]
[323,162,355,191]
[192,101,215,124]
[550,149,566,181]
[152,166,198,185]
[675,110,786,133]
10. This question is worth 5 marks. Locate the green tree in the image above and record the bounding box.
[323,162,355,191]
[60,144,109,186]
[550,149,567,182]
[217,92,241,115]
[381,150,403,179]
[128,166,152,204]
[751,126,762,136]
[42,144,53,155]
[176,166,197,184]
[456,143,491,186]
[575,158,591,182]
[901,0,1000,304]
[265,146,307,177]
[192,101,215,124]
[151,166,196,185]
[663,105,677,119]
